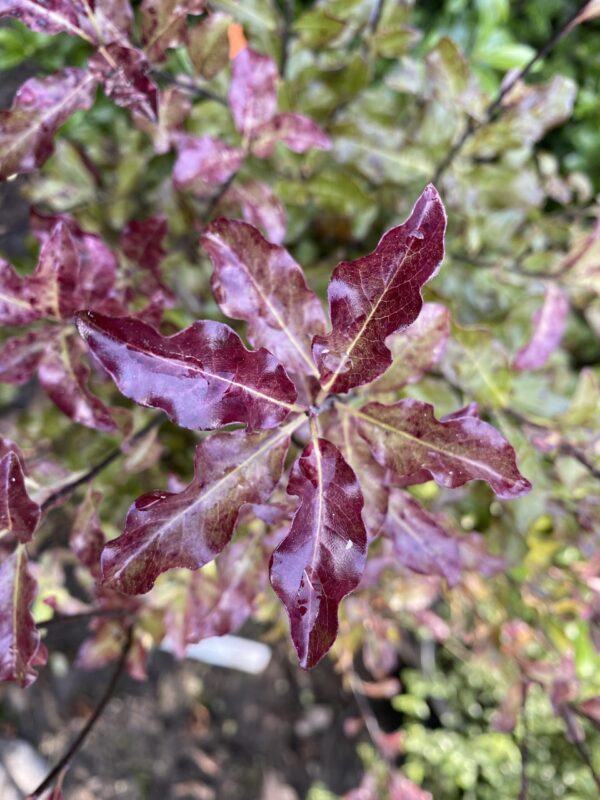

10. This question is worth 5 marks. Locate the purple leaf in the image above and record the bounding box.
[270,432,367,669]
[225,180,287,244]
[312,184,447,394]
[0,547,46,687]
[383,490,461,586]
[38,332,117,432]
[0,0,96,42]
[0,68,97,180]
[29,221,81,320]
[102,426,293,594]
[370,302,451,392]
[120,215,167,276]
[89,44,159,121]
[229,47,278,138]
[346,398,532,499]
[514,284,569,371]
[252,112,332,158]
[173,134,244,190]
[0,330,47,384]
[70,488,105,579]
[141,0,206,61]
[0,449,40,543]
[201,218,327,376]
[0,259,39,325]
[75,310,302,431]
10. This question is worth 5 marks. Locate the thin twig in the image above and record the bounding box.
[560,706,600,793]
[432,0,591,182]
[29,627,134,798]
[518,681,530,800]
[152,70,227,105]
[369,0,384,35]
[39,608,130,630]
[347,668,392,765]
[201,172,238,224]
[41,414,163,512]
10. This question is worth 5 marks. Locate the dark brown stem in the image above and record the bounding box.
[152,70,227,105]
[518,681,530,800]
[433,0,591,182]
[39,608,130,630]
[29,627,134,797]
[41,414,163,512]
[200,172,238,225]
[560,707,600,793]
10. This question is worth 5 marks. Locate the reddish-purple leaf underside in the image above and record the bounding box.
[0,68,97,180]
[224,180,287,244]
[228,47,278,138]
[201,218,327,376]
[270,433,367,669]
[75,310,301,431]
[312,184,447,394]
[0,546,46,687]
[102,425,294,593]
[345,399,532,499]
[0,449,40,543]
[514,283,569,371]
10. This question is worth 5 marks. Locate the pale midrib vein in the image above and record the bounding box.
[16,0,93,40]
[10,546,24,674]
[0,290,34,312]
[338,405,504,480]
[106,333,305,414]
[2,74,96,166]
[114,416,304,579]
[304,422,325,614]
[205,235,320,378]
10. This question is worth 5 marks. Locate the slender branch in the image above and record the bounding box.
[347,667,392,765]
[152,70,227,105]
[201,171,238,224]
[29,627,134,798]
[518,681,530,800]
[41,414,163,512]
[432,0,591,182]
[369,0,384,35]
[280,0,294,78]
[560,706,600,793]
[39,608,130,630]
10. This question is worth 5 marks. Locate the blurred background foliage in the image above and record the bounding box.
[1,0,600,798]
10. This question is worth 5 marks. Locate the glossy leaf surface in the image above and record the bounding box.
[202,218,326,376]
[348,399,532,499]
[312,184,447,393]
[0,450,40,543]
[0,547,45,687]
[76,310,300,431]
[0,68,96,180]
[102,426,293,593]
[270,434,367,669]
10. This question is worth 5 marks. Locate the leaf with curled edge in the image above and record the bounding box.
[229,47,278,138]
[202,218,327,377]
[102,425,295,594]
[514,284,569,371]
[89,45,159,122]
[173,134,244,191]
[141,0,206,62]
[224,180,287,244]
[369,303,450,393]
[0,445,40,543]
[38,331,117,432]
[0,68,97,181]
[31,210,118,308]
[0,546,46,687]
[344,399,532,499]
[270,431,367,669]
[76,310,301,431]
[312,184,447,394]
[251,112,331,158]
[383,489,460,586]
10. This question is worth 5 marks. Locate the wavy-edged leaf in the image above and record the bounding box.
[370,302,450,392]
[173,134,244,190]
[0,546,46,687]
[202,218,326,376]
[75,310,301,431]
[383,489,460,586]
[0,68,97,180]
[141,0,206,61]
[0,449,40,543]
[312,184,447,394]
[89,44,158,121]
[224,180,287,244]
[187,10,231,79]
[102,424,295,593]
[38,331,117,432]
[229,47,278,137]
[29,221,81,319]
[344,399,532,499]
[514,284,569,371]
[270,431,367,669]
[0,330,48,384]
[251,112,332,158]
